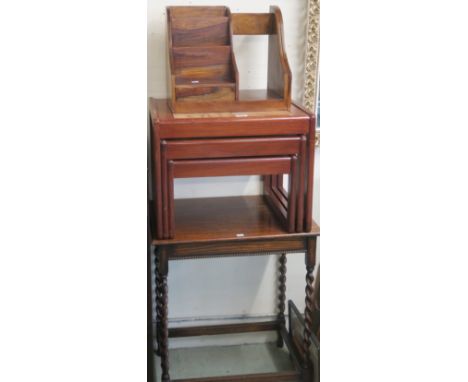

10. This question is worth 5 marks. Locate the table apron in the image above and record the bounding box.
[160,237,308,258]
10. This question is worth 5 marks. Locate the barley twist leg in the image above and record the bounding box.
[277,253,287,347]
[154,254,163,356]
[160,274,170,382]
[304,265,315,359]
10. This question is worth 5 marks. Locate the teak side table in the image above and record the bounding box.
[149,99,316,240]
[148,96,319,381]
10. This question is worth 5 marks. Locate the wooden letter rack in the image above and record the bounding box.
[167,5,291,113]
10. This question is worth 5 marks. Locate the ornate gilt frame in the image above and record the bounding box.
[303,0,320,146]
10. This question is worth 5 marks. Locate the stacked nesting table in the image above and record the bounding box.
[150,99,316,240]
[148,99,320,381]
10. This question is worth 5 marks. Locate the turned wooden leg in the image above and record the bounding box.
[160,276,170,381]
[148,233,155,382]
[303,265,315,365]
[303,237,317,379]
[159,250,170,382]
[154,252,162,356]
[277,253,287,347]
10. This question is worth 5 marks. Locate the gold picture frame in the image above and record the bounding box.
[303,0,320,146]
[304,0,320,113]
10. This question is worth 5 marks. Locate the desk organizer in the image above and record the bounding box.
[166,5,291,113]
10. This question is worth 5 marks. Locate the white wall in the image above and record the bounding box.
[148,0,319,347]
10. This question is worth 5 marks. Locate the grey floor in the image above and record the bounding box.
[155,342,295,379]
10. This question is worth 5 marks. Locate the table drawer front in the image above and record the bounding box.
[163,137,301,159]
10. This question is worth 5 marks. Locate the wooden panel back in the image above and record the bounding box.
[172,46,234,85]
[175,85,235,102]
[173,46,232,69]
[174,66,233,84]
[231,13,275,35]
[171,17,230,47]
[168,6,227,18]
[267,6,292,108]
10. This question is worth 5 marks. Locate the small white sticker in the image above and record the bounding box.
[236,233,245,237]
[191,80,200,84]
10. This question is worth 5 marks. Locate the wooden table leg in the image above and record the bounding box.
[154,252,162,357]
[161,141,169,239]
[263,175,271,196]
[296,136,307,232]
[277,253,287,348]
[167,161,175,239]
[159,249,170,382]
[303,237,317,380]
[148,237,156,381]
[150,115,164,240]
[287,155,298,233]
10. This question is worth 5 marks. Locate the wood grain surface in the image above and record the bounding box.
[163,137,302,160]
[150,196,319,245]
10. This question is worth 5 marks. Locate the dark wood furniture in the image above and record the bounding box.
[149,196,320,382]
[148,6,319,381]
[149,99,316,240]
[148,99,318,381]
[166,6,291,113]
[148,211,156,382]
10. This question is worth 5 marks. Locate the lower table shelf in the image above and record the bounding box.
[151,195,319,246]
[153,299,319,381]
[155,321,302,382]
[155,343,299,382]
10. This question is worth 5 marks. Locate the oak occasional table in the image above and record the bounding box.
[148,196,320,382]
